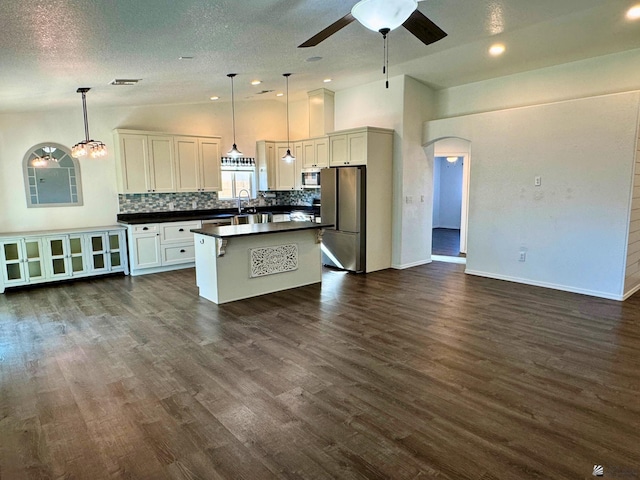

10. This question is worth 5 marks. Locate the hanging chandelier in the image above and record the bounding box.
[226,73,243,158]
[282,73,295,162]
[71,88,107,159]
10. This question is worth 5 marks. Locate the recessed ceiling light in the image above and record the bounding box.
[276,92,284,97]
[323,78,332,83]
[178,56,194,60]
[251,80,262,86]
[627,5,640,19]
[489,43,506,56]
[306,56,323,62]
[210,96,219,101]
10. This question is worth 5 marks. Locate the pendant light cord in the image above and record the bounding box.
[229,73,237,145]
[380,28,390,89]
[286,74,290,149]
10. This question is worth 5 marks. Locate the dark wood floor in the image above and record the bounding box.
[1,264,639,479]
[432,228,463,256]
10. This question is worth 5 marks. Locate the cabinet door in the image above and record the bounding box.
[314,137,329,168]
[68,235,87,275]
[1,241,27,285]
[107,231,126,272]
[45,236,71,279]
[148,136,176,192]
[132,234,161,269]
[347,132,367,165]
[330,134,348,166]
[276,143,296,190]
[294,142,304,190]
[118,134,151,193]
[257,141,277,191]
[302,140,316,168]
[199,138,222,192]
[87,233,109,273]
[174,136,200,192]
[23,239,46,282]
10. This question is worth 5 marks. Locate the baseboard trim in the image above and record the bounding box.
[130,263,195,276]
[392,259,432,270]
[623,282,640,300]
[464,269,623,301]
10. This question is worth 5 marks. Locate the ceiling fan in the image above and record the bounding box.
[298,0,447,49]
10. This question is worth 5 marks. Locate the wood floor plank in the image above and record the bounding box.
[1,263,640,479]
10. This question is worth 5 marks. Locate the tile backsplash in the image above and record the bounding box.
[118,190,320,213]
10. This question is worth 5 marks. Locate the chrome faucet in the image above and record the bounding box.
[237,189,251,213]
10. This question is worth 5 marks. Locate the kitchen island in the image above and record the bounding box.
[191,221,331,304]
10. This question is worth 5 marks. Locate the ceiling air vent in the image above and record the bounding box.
[109,79,141,86]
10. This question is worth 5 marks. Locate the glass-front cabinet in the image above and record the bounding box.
[0,227,129,293]
[86,231,125,273]
[45,235,87,279]
[0,238,46,286]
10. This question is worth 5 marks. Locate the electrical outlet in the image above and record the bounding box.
[168,202,175,211]
[519,251,526,262]
[534,176,542,187]
[192,200,198,209]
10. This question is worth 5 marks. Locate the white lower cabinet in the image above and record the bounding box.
[127,220,201,275]
[0,227,128,293]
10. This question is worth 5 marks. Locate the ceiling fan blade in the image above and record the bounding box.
[402,9,447,46]
[298,13,356,48]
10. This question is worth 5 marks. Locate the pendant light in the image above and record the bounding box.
[71,88,107,159]
[226,73,243,158]
[282,73,295,163]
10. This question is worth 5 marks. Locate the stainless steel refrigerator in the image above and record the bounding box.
[320,166,366,272]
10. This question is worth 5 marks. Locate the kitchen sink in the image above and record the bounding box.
[231,213,273,225]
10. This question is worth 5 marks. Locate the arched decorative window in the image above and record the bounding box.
[23,143,83,207]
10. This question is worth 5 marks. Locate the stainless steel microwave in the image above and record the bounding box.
[301,170,320,188]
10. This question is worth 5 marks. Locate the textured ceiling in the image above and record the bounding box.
[0,0,639,113]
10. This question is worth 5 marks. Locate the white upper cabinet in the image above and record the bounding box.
[329,129,367,166]
[302,137,329,169]
[174,136,222,192]
[198,138,222,192]
[275,142,297,190]
[114,129,221,194]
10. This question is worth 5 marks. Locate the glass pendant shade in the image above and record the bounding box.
[351,0,417,32]
[227,143,243,158]
[71,88,107,159]
[282,149,295,163]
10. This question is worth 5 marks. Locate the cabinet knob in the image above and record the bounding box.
[143,227,148,230]
[179,228,184,232]
[180,249,186,253]
[200,239,204,244]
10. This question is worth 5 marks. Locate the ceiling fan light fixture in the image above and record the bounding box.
[351,0,417,32]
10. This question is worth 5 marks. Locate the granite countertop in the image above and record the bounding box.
[117,205,318,225]
[191,221,333,239]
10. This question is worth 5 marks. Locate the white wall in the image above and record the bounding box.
[433,157,463,229]
[425,92,640,299]
[437,48,640,118]
[334,75,436,269]
[0,99,293,232]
